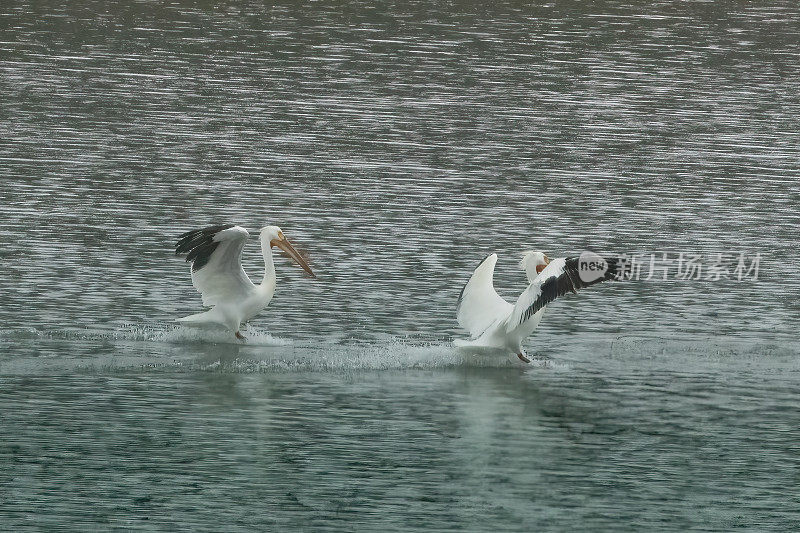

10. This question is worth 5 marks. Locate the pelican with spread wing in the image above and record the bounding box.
[455,251,619,362]
[175,224,314,340]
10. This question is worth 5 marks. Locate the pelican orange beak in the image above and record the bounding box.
[536,255,551,274]
[270,233,315,278]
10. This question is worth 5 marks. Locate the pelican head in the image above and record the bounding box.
[519,250,551,280]
[259,225,315,277]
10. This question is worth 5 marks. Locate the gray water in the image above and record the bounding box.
[2,1,800,530]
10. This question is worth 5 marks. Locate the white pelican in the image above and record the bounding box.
[455,251,619,362]
[174,224,314,340]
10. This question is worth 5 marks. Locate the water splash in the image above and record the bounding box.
[2,326,796,375]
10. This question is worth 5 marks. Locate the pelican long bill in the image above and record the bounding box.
[271,234,315,277]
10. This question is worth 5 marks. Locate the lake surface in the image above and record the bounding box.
[1,1,799,530]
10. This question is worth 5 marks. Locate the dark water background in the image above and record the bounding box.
[1,1,799,530]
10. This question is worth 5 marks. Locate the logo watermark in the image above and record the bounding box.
[584,251,762,282]
[578,251,610,283]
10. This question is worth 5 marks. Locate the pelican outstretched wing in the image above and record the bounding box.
[506,256,619,332]
[456,253,514,338]
[175,224,255,307]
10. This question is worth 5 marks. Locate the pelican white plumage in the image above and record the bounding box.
[174,224,314,340]
[454,251,619,362]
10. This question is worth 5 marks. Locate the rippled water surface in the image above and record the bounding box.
[1,1,799,530]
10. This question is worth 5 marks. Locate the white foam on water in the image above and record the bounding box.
[0,324,524,372]
[2,326,796,375]
[227,340,532,372]
[83,323,293,346]
[152,325,292,347]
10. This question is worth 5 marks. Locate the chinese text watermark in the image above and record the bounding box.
[579,252,762,282]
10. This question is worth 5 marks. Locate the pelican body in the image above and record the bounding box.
[455,251,619,362]
[175,224,313,340]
